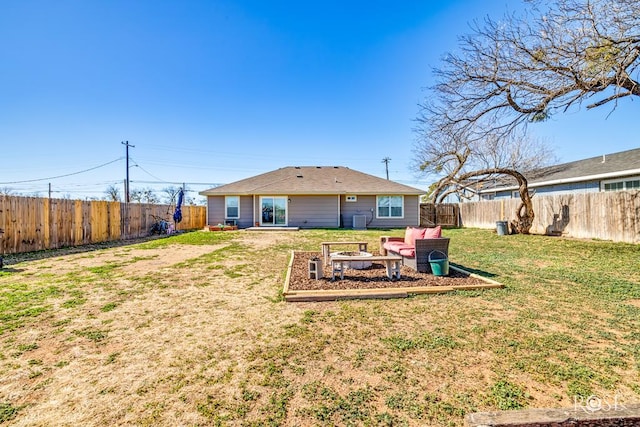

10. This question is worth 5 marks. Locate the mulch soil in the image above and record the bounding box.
[287,251,489,291]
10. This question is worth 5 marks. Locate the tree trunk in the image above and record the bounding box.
[434,167,535,234]
[513,176,534,234]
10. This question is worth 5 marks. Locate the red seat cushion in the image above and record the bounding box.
[398,247,416,257]
[383,241,413,254]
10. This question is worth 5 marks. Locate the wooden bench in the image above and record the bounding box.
[330,255,402,280]
[321,241,368,267]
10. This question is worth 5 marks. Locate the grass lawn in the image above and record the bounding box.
[0,228,638,426]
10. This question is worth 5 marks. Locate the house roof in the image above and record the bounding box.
[481,147,640,192]
[199,166,425,196]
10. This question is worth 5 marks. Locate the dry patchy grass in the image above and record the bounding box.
[0,228,639,426]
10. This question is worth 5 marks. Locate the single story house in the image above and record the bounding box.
[198,166,425,229]
[475,147,640,200]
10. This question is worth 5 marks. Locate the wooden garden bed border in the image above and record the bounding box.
[283,250,504,302]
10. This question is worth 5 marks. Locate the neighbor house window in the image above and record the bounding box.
[225,196,239,218]
[604,182,624,191]
[603,178,640,192]
[377,196,403,218]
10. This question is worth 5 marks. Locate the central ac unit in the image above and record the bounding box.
[352,215,367,230]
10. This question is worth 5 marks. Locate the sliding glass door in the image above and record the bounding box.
[260,197,287,226]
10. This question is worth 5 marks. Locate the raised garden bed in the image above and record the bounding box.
[205,225,238,231]
[283,251,503,302]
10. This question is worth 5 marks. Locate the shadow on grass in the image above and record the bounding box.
[0,267,25,274]
[0,235,167,267]
[450,262,498,278]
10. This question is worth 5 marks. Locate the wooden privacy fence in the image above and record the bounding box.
[458,191,640,243]
[420,203,460,227]
[0,195,207,255]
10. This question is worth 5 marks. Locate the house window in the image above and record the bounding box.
[346,195,357,202]
[625,180,640,190]
[377,196,403,218]
[604,182,624,192]
[603,177,640,192]
[225,196,239,218]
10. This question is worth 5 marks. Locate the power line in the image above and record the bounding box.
[0,158,124,184]
[131,180,223,186]
[129,157,169,183]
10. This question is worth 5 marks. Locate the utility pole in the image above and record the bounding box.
[382,157,391,180]
[121,141,135,203]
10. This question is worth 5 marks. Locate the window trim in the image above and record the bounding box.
[376,195,404,219]
[225,195,240,219]
[601,176,640,192]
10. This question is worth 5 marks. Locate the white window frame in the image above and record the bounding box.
[225,196,240,219]
[346,195,357,202]
[259,196,288,226]
[602,176,640,192]
[376,195,404,219]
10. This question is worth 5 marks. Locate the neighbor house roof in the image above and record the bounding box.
[480,147,640,193]
[199,166,424,196]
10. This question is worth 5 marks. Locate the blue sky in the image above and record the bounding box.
[1,0,637,202]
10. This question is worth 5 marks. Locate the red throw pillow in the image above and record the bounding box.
[405,227,431,245]
[412,227,426,242]
[423,226,442,239]
[404,227,415,246]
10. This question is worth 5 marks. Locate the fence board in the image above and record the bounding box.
[458,191,640,243]
[420,203,460,227]
[0,195,207,255]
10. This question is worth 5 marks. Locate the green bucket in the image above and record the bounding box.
[428,250,449,276]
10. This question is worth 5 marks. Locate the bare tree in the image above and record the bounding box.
[141,188,160,204]
[415,0,637,233]
[0,187,14,196]
[104,185,122,202]
[130,188,143,203]
[129,188,158,204]
[421,0,640,144]
[413,128,554,234]
[162,186,182,206]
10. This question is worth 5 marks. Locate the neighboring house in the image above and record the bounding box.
[198,166,425,229]
[475,147,640,200]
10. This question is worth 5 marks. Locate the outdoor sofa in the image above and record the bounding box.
[380,226,450,273]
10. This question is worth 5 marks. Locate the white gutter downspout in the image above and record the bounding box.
[337,195,341,227]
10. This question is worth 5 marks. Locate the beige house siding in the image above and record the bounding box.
[288,195,339,228]
[206,196,225,226]
[206,195,254,228]
[369,195,420,228]
[207,193,420,229]
[237,196,254,228]
[337,195,421,229]
[340,195,375,228]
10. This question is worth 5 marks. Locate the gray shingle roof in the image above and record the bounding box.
[199,166,424,196]
[528,147,640,183]
[482,147,640,191]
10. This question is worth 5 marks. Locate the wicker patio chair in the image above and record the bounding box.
[381,236,450,273]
